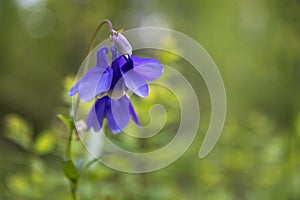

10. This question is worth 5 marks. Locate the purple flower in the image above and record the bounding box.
[69,36,163,133]
[87,95,139,133]
[69,46,163,101]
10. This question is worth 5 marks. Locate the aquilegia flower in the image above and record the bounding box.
[69,20,163,133]
[69,45,163,101]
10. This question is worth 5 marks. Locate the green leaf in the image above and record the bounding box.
[62,159,80,181]
[33,131,57,155]
[57,114,74,130]
[3,114,32,149]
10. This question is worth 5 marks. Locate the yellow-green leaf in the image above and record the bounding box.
[3,114,32,149]
[57,114,74,130]
[33,131,56,155]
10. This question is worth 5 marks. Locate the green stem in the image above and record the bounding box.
[65,127,74,158]
[65,127,78,200]
[70,180,78,200]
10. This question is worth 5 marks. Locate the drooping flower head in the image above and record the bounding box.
[69,20,163,133]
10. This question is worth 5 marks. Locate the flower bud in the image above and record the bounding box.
[112,31,132,55]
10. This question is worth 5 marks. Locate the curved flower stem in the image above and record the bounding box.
[86,19,114,55]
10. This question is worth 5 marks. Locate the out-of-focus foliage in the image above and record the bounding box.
[0,0,299,199]
[3,114,32,149]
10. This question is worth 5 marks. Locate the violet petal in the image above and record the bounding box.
[106,96,131,133]
[132,56,164,81]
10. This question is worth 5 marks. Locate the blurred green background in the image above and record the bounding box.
[0,0,300,199]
